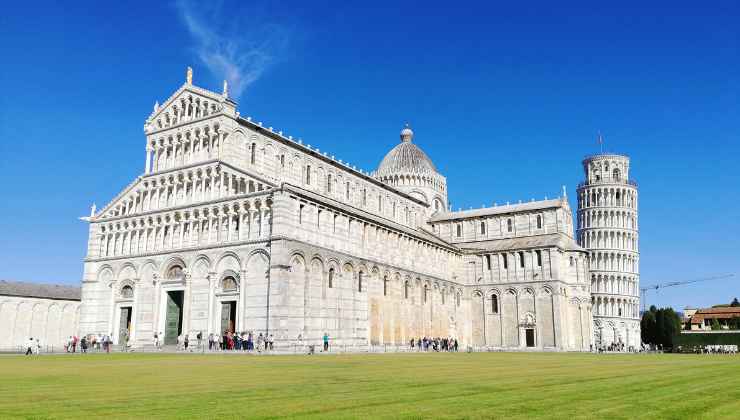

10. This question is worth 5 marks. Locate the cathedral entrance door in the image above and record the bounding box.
[525,328,535,347]
[118,307,132,345]
[164,291,184,345]
[220,301,237,334]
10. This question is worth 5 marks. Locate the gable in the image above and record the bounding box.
[144,84,236,133]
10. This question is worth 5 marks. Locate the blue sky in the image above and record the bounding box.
[1,1,738,310]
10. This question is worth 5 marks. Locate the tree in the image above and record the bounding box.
[731,297,739,307]
[711,319,722,331]
[640,306,681,348]
[641,308,656,345]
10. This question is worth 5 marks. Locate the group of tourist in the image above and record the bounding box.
[67,334,117,353]
[409,337,459,352]
[205,331,275,352]
[592,342,637,353]
[696,344,738,354]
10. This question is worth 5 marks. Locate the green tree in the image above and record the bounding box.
[640,306,681,348]
[711,319,722,330]
[731,297,739,307]
[641,306,657,345]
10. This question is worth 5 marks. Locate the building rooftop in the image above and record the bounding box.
[0,280,81,301]
[430,199,565,222]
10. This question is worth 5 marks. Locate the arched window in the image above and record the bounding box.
[328,268,335,288]
[305,165,311,185]
[222,276,237,291]
[167,265,184,280]
[383,276,389,296]
[404,281,409,299]
[502,254,508,270]
[358,271,364,292]
[519,251,525,268]
[250,142,256,164]
[327,174,332,193]
[507,219,513,232]
[613,168,621,180]
[491,294,499,314]
[423,285,429,303]
[485,255,492,270]
[480,221,486,235]
[536,250,542,267]
[121,285,134,298]
[345,182,350,200]
[456,292,461,307]
[536,215,542,229]
[456,224,462,237]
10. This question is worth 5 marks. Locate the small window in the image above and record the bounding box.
[404,281,409,299]
[345,182,350,200]
[222,276,237,291]
[613,168,621,180]
[502,254,508,270]
[423,285,429,303]
[250,143,256,164]
[456,292,461,307]
[362,189,367,206]
[491,295,499,314]
[519,251,525,268]
[328,268,334,288]
[358,271,364,293]
[536,215,542,229]
[317,209,322,228]
[456,224,462,237]
[480,221,486,235]
[280,154,285,167]
[327,174,332,193]
[536,250,542,267]
[383,276,389,296]
[569,256,575,266]
[305,165,311,185]
[121,285,134,298]
[507,219,513,232]
[486,255,492,270]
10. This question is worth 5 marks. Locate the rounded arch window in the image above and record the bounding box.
[612,168,621,180]
[121,285,134,298]
[222,276,237,291]
[328,268,335,289]
[167,265,184,280]
[491,294,499,314]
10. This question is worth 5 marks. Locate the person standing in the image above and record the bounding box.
[268,334,274,351]
[184,334,190,352]
[323,332,329,352]
[25,337,34,355]
[196,331,202,351]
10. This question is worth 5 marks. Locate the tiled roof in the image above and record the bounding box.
[455,233,585,253]
[430,199,565,222]
[0,280,81,301]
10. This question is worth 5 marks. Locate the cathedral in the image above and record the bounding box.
[78,68,640,351]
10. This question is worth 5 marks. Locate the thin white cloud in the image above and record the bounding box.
[176,0,290,99]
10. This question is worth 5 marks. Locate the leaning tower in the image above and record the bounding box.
[576,153,640,350]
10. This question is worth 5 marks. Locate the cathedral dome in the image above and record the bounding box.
[376,125,438,177]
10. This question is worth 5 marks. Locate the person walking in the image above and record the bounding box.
[184,334,190,352]
[25,337,34,355]
[196,331,202,351]
[323,332,329,352]
[208,333,214,351]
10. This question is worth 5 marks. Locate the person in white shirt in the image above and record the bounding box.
[25,338,34,355]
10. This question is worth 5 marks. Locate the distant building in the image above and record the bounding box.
[0,280,81,349]
[684,307,740,331]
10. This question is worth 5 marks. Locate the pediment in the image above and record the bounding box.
[145,84,236,133]
[94,177,145,220]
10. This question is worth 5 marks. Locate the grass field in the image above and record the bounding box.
[1,352,739,419]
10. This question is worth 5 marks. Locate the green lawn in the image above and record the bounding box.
[0,352,738,419]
